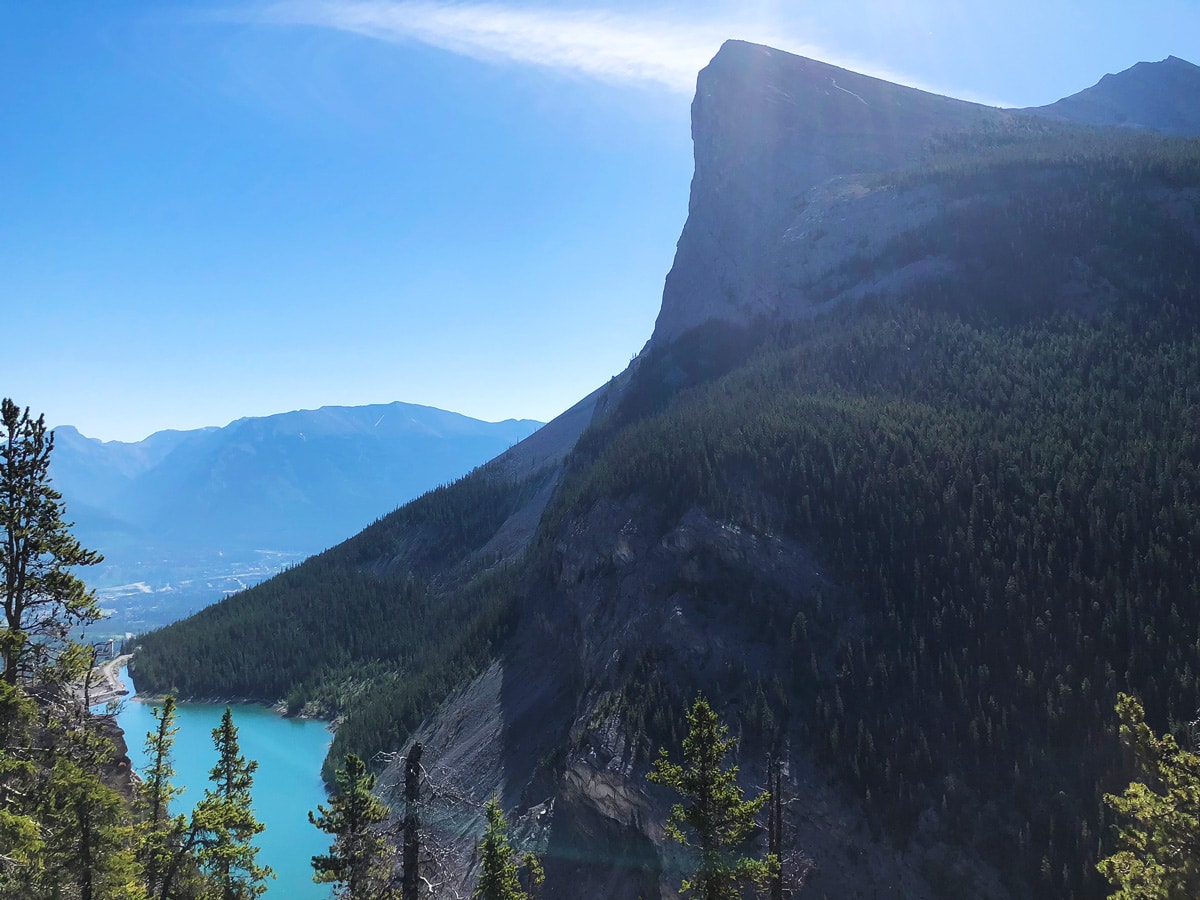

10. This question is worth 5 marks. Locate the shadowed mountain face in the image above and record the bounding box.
[1027,54,1200,135]
[135,41,1200,899]
[51,403,540,631]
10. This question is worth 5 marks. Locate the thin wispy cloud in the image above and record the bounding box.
[227,1,1007,105]
[247,0,810,93]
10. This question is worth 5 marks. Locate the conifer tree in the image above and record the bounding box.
[138,697,188,897]
[1,398,102,686]
[0,399,134,897]
[7,696,148,900]
[648,696,777,899]
[0,681,42,891]
[1097,693,1200,898]
[195,707,273,900]
[310,752,397,899]
[39,754,145,900]
[473,797,541,900]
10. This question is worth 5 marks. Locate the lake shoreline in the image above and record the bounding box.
[132,689,335,729]
[125,661,332,726]
[106,665,337,898]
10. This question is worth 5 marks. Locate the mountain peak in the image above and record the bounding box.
[652,42,1007,345]
[1027,54,1200,135]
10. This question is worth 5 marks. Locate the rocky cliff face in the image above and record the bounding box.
[652,44,1200,348]
[390,495,992,899]
[652,41,1011,345]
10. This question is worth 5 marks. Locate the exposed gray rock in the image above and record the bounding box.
[652,43,1200,348]
[652,41,1011,345]
[399,484,1009,897]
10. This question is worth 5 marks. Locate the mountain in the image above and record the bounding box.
[52,403,540,632]
[1026,54,1200,135]
[655,42,1011,344]
[133,42,1200,899]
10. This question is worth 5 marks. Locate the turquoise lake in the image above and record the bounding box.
[108,668,334,898]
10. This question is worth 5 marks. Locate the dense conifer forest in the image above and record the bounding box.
[132,122,1200,895]
[545,131,1200,896]
[132,465,553,779]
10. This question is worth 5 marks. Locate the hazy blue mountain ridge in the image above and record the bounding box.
[51,402,540,632]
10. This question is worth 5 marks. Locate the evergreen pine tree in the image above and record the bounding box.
[0,681,43,892]
[310,752,397,899]
[137,696,190,897]
[648,696,777,899]
[39,754,145,900]
[195,708,273,900]
[1097,693,1200,898]
[1,398,102,686]
[473,797,540,900]
[0,399,137,897]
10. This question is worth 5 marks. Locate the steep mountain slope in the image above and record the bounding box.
[134,42,1200,899]
[653,41,1012,344]
[52,403,540,632]
[1027,54,1200,135]
[131,387,605,734]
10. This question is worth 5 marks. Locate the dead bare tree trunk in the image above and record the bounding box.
[402,742,423,900]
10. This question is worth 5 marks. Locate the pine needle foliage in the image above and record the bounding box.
[1,397,103,686]
[1098,693,1200,898]
[194,707,273,900]
[649,696,777,899]
[473,797,541,900]
[310,753,397,900]
[137,696,190,898]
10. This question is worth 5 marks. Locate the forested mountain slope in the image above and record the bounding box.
[134,41,1200,899]
[132,387,606,777]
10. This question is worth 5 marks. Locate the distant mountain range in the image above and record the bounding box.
[52,403,540,632]
[135,46,1200,899]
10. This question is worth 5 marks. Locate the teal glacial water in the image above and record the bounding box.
[108,668,334,898]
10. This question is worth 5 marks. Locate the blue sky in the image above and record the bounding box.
[3,1,1198,442]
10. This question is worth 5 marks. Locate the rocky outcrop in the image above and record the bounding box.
[652,44,1200,348]
[391,490,1011,897]
[651,41,1011,345]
